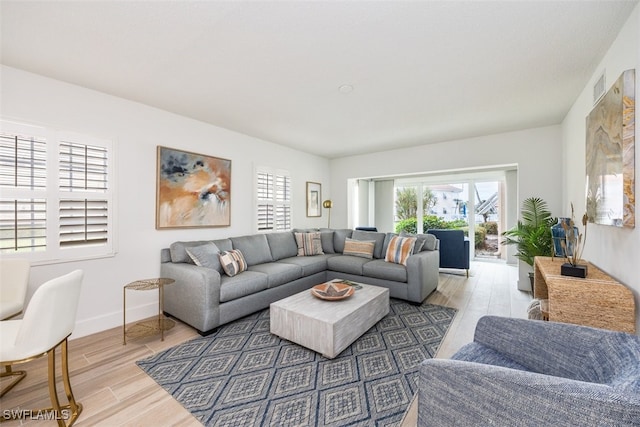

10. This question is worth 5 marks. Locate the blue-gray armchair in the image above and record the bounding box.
[419,316,640,426]
[426,229,470,277]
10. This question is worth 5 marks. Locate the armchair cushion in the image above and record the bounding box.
[418,316,640,426]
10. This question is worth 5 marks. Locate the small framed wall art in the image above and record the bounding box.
[306,181,321,217]
[156,146,231,229]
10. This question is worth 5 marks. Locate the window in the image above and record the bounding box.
[256,167,291,232]
[0,120,115,263]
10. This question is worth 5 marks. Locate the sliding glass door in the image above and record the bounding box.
[393,177,505,261]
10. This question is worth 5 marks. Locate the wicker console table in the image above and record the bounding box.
[533,256,635,333]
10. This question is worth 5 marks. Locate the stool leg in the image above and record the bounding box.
[44,340,82,427]
[60,338,82,426]
[47,345,65,426]
[0,365,27,397]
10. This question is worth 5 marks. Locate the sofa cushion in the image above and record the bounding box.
[212,238,233,252]
[294,232,324,256]
[385,235,417,266]
[219,271,269,303]
[266,232,298,261]
[320,231,335,254]
[230,234,273,266]
[363,259,408,282]
[330,229,353,253]
[343,237,375,259]
[169,240,211,263]
[277,254,333,276]
[327,255,370,275]
[219,250,248,277]
[248,262,303,288]
[352,230,386,258]
[185,242,222,273]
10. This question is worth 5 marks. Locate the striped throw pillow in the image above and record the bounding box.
[218,249,247,277]
[385,235,417,266]
[294,232,324,256]
[343,237,375,259]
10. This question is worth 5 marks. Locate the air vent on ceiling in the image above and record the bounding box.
[593,70,606,105]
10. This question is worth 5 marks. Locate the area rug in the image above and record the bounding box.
[137,299,457,426]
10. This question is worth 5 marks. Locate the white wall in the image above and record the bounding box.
[329,125,564,289]
[0,65,331,338]
[561,4,640,333]
[374,180,395,233]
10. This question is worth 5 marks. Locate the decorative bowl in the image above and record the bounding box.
[311,282,355,301]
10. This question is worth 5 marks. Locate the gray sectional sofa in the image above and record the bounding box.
[160,229,440,335]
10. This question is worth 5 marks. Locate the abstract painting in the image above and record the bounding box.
[156,146,231,229]
[585,69,635,228]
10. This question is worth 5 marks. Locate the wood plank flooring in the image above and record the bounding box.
[0,260,530,426]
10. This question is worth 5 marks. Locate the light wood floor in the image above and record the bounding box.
[1,260,530,426]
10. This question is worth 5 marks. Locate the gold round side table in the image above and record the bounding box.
[123,278,175,345]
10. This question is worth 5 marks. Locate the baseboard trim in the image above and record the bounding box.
[71,302,158,340]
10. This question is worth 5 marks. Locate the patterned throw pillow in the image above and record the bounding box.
[218,249,248,277]
[385,235,417,266]
[343,237,375,259]
[294,232,324,256]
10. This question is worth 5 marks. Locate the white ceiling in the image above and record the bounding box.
[1,1,637,159]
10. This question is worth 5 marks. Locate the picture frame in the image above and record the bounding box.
[306,181,321,217]
[585,69,635,228]
[156,146,231,229]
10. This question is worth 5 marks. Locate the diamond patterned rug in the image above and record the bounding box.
[137,299,457,426]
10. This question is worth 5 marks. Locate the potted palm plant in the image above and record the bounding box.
[501,197,556,288]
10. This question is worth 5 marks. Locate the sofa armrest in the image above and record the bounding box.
[472,316,638,383]
[405,249,439,302]
[418,359,640,426]
[160,262,222,333]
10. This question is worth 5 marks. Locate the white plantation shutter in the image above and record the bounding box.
[257,171,274,230]
[59,199,108,247]
[59,142,108,192]
[0,120,114,261]
[0,199,47,252]
[0,130,48,252]
[59,141,109,248]
[275,174,291,230]
[256,168,291,231]
[0,134,47,189]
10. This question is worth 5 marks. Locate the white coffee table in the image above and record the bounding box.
[269,281,389,358]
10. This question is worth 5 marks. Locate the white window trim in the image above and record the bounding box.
[0,119,117,265]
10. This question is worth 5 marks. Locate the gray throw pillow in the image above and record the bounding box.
[169,240,210,263]
[185,242,222,272]
[400,231,437,252]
